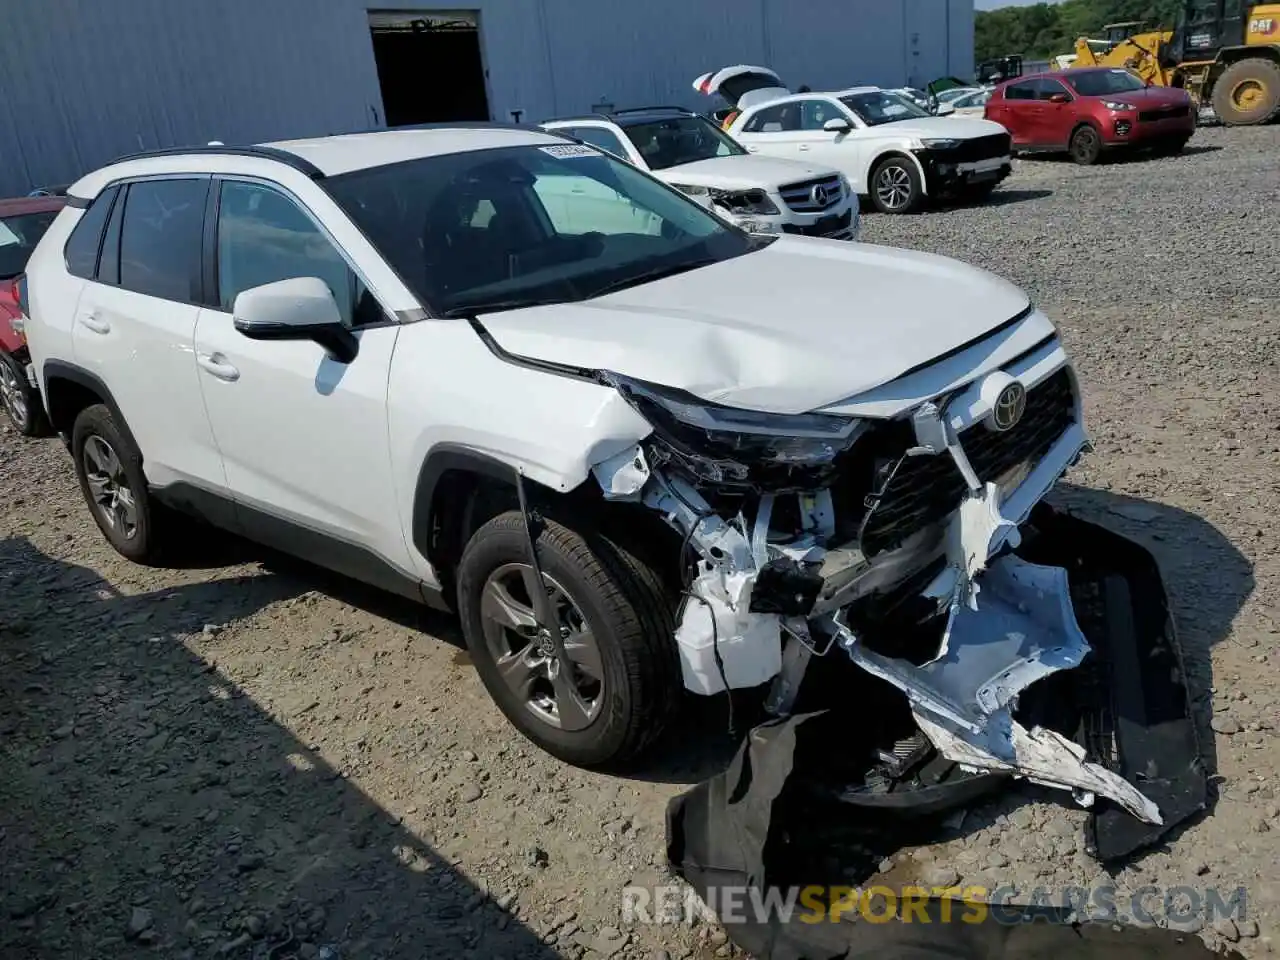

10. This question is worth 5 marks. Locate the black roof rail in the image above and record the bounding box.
[611,105,693,116]
[388,120,547,133]
[539,113,613,125]
[105,144,325,179]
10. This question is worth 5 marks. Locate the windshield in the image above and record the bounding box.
[324,143,756,316]
[0,210,59,279]
[1068,69,1146,96]
[620,115,747,170]
[839,91,932,126]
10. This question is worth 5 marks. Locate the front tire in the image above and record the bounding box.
[0,352,50,437]
[457,511,679,769]
[869,156,924,213]
[70,404,174,565]
[1069,125,1103,165]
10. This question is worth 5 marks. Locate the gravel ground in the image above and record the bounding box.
[2,123,1278,960]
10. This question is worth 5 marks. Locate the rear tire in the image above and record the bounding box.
[0,351,50,438]
[70,404,177,565]
[1069,125,1103,165]
[457,511,679,769]
[869,156,924,213]
[1211,58,1280,127]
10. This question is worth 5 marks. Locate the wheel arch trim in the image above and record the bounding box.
[870,149,930,196]
[41,359,140,456]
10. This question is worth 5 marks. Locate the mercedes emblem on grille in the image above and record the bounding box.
[809,184,830,206]
[991,382,1027,432]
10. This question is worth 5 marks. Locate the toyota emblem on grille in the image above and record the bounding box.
[991,382,1027,432]
[810,184,830,206]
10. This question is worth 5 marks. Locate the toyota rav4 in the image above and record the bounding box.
[20,128,1197,838]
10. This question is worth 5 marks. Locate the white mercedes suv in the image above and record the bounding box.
[541,107,858,241]
[696,65,1013,213]
[21,127,1125,811]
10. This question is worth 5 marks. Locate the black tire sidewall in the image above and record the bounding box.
[870,157,923,214]
[71,404,157,562]
[1070,126,1101,165]
[0,351,45,437]
[457,514,646,768]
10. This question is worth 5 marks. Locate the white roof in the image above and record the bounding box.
[266,126,564,176]
[68,126,566,198]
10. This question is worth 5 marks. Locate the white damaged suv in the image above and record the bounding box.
[22,127,1152,818]
[541,107,858,240]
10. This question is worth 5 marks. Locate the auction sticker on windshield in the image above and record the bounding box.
[540,144,601,159]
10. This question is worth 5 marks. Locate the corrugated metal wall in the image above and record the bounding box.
[0,0,973,197]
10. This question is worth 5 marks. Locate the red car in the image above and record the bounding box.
[984,67,1196,165]
[0,196,65,435]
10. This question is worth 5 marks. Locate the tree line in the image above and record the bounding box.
[975,0,1186,63]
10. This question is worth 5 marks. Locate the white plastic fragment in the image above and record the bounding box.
[590,444,651,500]
[914,711,1163,825]
[675,564,781,695]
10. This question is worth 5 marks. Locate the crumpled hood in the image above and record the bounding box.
[657,154,839,192]
[475,237,1032,415]
[865,116,1009,140]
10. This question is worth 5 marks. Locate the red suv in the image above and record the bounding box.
[0,196,65,435]
[984,67,1195,165]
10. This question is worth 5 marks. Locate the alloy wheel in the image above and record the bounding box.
[478,562,604,732]
[0,361,27,428]
[83,435,139,539]
[875,165,914,211]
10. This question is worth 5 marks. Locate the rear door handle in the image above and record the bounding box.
[797,144,810,151]
[78,314,110,335]
[196,353,240,382]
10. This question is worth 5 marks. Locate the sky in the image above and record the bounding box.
[976,0,1061,8]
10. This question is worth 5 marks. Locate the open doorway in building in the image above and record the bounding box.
[368,10,490,126]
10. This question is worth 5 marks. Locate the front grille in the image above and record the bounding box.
[841,368,1075,557]
[779,175,844,213]
[781,208,853,237]
[1138,104,1190,122]
[946,132,1012,163]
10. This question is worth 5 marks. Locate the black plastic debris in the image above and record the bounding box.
[666,712,1234,960]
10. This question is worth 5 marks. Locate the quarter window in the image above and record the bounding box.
[216,180,367,327]
[64,186,119,280]
[118,178,209,302]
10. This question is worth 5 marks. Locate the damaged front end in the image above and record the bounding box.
[590,337,1204,856]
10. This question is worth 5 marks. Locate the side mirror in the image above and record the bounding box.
[232,276,359,364]
[1048,93,1070,104]
[823,116,852,133]
[935,102,957,116]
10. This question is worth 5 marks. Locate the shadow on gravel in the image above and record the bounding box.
[0,536,560,959]
[938,188,1054,211]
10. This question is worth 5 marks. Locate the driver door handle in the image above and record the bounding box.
[197,352,240,382]
[797,143,810,151]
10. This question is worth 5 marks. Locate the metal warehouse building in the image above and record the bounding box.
[0,0,974,197]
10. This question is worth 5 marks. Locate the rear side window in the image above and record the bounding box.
[560,125,629,159]
[64,186,119,279]
[1004,82,1035,101]
[741,104,795,133]
[118,178,209,303]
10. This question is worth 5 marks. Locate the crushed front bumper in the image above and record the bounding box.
[915,148,1012,195]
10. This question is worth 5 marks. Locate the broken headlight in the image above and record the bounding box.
[605,373,864,487]
[674,184,780,216]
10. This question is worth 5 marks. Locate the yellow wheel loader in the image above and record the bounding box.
[1070,0,1280,125]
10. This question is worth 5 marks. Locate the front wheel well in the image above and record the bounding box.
[1214,45,1280,71]
[415,457,683,610]
[868,150,928,195]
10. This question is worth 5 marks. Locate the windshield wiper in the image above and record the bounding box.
[587,257,720,300]
[441,296,569,319]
